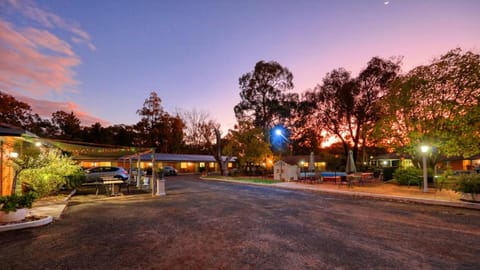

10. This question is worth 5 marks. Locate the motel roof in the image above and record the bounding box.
[124,153,237,163]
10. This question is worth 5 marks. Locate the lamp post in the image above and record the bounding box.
[300,160,304,179]
[271,125,290,181]
[420,145,429,193]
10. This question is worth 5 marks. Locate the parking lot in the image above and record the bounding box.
[1,175,479,269]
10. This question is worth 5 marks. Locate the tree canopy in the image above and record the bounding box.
[234,60,298,138]
[224,122,272,169]
[299,57,401,162]
[135,91,185,152]
[374,48,480,161]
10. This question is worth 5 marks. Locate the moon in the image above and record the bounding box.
[384,1,390,5]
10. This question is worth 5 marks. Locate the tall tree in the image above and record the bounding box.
[234,60,298,140]
[137,91,164,127]
[135,91,166,148]
[160,114,185,153]
[178,109,211,152]
[301,57,400,161]
[355,57,401,163]
[135,92,185,152]
[374,48,480,164]
[51,111,82,140]
[82,122,110,144]
[197,120,230,175]
[224,121,272,171]
[106,124,136,146]
[0,91,34,128]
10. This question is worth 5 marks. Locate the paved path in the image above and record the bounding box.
[1,175,479,269]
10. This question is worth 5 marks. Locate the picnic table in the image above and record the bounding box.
[81,177,126,196]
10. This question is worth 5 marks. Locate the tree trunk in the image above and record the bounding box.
[214,128,228,176]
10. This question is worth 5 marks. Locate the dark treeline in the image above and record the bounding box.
[0,91,190,153]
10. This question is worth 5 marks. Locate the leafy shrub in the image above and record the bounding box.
[435,169,454,191]
[17,149,85,197]
[454,174,480,194]
[0,192,37,213]
[65,172,86,189]
[393,167,422,185]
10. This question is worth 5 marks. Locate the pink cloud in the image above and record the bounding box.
[0,19,80,95]
[5,0,96,51]
[12,93,109,126]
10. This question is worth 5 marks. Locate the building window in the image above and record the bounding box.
[315,162,326,170]
[209,162,215,168]
[228,162,233,168]
[181,162,187,169]
[200,162,205,168]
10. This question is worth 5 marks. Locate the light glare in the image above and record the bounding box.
[420,145,429,153]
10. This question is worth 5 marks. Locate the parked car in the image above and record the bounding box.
[163,166,178,176]
[130,168,145,176]
[84,166,130,183]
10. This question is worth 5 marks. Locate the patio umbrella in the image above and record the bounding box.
[309,152,315,171]
[345,150,357,174]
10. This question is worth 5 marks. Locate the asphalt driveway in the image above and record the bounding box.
[1,175,479,269]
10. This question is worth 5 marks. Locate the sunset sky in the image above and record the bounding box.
[1,0,479,133]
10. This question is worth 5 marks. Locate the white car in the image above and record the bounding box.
[85,166,130,183]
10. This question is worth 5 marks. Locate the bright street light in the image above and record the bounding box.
[273,126,290,143]
[420,145,429,154]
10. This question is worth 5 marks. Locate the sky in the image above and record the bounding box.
[1,0,479,133]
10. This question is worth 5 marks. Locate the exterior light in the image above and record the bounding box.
[9,152,19,158]
[420,145,429,153]
[275,129,282,136]
[35,141,42,147]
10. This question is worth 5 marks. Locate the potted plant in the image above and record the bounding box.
[0,192,37,223]
[454,174,480,202]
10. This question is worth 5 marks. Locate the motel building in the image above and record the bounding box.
[42,139,237,175]
[118,153,237,175]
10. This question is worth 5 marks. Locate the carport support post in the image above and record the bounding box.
[156,171,166,196]
[151,148,156,196]
[136,154,141,189]
[129,158,133,177]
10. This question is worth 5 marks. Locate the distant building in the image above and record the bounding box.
[369,153,413,169]
[281,155,327,171]
[120,153,237,174]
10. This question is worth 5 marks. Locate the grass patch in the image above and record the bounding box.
[203,176,280,184]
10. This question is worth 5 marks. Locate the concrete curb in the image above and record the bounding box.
[0,216,53,232]
[201,177,480,210]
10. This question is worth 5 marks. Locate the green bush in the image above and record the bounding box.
[435,169,455,191]
[393,167,422,185]
[65,172,86,189]
[17,149,84,197]
[0,192,37,213]
[454,174,480,194]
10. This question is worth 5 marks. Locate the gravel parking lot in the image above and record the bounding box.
[1,175,479,269]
